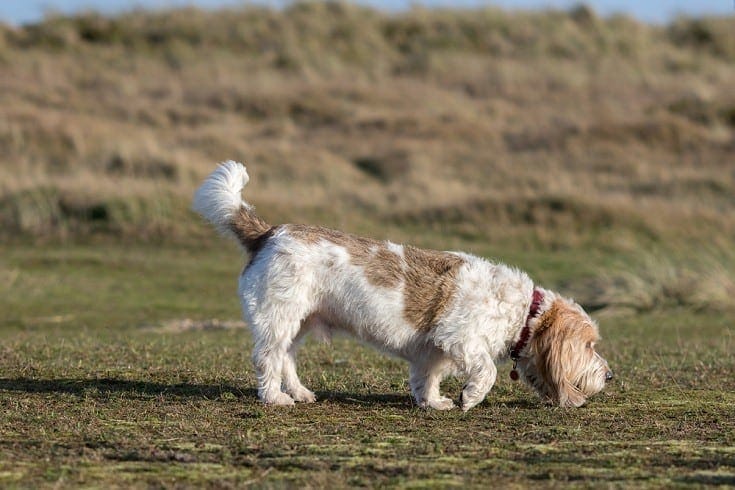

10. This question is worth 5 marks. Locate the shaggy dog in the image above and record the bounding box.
[193,161,612,411]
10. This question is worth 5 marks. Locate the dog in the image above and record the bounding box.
[193,161,612,410]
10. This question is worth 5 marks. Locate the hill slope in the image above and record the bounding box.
[0,3,733,310]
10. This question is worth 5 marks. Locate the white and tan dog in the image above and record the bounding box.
[193,161,612,411]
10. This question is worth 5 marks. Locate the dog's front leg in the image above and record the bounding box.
[459,352,497,412]
[409,359,455,410]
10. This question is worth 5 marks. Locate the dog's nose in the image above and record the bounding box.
[605,370,614,382]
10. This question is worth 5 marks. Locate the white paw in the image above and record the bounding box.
[426,397,455,411]
[290,387,317,403]
[262,392,295,406]
[461,401,476,412]
[459,388,483,412]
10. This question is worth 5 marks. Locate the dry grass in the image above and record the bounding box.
[0,3,733,309]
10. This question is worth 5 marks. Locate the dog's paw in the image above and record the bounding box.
[459,387,483,412]
[291,387,317,403]
[262,392,295,406]
[426,396,455,411]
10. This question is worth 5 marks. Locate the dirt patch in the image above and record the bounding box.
[141,318,247,333]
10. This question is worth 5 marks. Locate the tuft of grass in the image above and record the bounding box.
[667,16,735,60]
[353,150,412,183]
[561,247,735,313]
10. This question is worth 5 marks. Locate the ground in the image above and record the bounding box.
[1,244,733,488]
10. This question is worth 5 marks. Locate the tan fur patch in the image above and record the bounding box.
[231,207,273,254]
[402,246,464,331]
[287,224,464,330]
[286,224,402,288]
[533,300,598,342]
[361,247,404,288]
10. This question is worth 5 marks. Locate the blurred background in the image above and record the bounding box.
[2,1,734,25]
[0,1,733,314]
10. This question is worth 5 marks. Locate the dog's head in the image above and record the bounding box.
[515,297,612,407]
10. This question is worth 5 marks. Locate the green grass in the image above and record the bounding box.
[1,243,733,488]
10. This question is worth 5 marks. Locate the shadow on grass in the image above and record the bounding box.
[0,378,414,408]
[0,377,257,400]
[495,399,541,409]
[316,390,414,408]
[0,378,544,409]
[677,474,735,485]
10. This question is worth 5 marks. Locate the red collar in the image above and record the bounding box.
[510,288,544,361]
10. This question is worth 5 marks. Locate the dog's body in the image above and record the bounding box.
[193,161,612,410]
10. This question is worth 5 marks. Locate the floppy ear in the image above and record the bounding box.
[534,310,586,408]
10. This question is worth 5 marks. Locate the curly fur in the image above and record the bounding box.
[193,161,612,410]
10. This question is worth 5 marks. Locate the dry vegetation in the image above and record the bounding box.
[2,3,734,313]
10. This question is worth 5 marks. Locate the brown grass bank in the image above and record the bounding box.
[0,3,733,310]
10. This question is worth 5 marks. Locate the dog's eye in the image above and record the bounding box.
[586,341,593,349]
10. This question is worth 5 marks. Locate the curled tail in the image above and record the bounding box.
[192,161,272,252]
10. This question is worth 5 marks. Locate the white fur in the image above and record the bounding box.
[193,162,609,411]
[192,160,250,239]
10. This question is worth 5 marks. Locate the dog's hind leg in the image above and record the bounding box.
[241,250,318,406]
[251,302,316,405]
[281,323,317,403]
[249,304,311,406]
[251,334,295,406]
[282,351,316,403]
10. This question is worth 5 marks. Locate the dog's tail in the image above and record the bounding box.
[192,161,272,252]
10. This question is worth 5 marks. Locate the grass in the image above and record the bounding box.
[0,2,734,487]
[1,244,734,488]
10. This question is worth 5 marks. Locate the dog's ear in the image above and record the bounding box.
[533,305,586,408]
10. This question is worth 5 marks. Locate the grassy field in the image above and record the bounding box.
[1,2,734,488]
[1,244,734,487]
